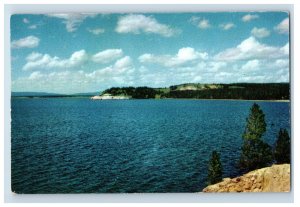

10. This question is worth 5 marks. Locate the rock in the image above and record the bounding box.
[202,164,290,193]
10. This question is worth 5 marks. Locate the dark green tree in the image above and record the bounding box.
[239,139,273,171]
[242,103,266,140]
[274,129,291,164]
[207,151,223,185]
[239,103,273,172]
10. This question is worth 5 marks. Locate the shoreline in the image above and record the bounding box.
[11,96,290,102]
[164,98,290,102]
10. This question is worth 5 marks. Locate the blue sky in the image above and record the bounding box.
[11,12,289,94]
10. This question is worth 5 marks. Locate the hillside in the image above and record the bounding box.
[202,164,290,192]
[101,83,289,100]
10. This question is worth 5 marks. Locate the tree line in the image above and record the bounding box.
[207,103,291,185]
[102,83,289,100]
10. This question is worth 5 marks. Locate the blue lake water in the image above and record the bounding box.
[11,98,290,193]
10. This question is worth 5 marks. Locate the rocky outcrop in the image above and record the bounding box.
[202,164,290,192]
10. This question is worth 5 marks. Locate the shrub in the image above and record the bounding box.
[274,129,291,164]
[207,151,223,185]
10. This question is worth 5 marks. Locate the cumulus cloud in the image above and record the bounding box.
[114,56,132,69]
[214,36,289,61]
[87,56,134,81]
[14,56,136,93]
[46,13,97,32]
[189,16,212,30]
[23,18,30,24]
[207,61,227,72]
[11,36,40,49]
[273,59,289,68]
[28,71,43,80]
[26,52,43,62]
[242,14,259,22]
[219,23,235,30]
[87,28,105,35]
[241,59,260,72]
[23,50,87,70]
[197,19,211,29]
[281,43,289,55]
[251,27,270,38]
[92,49,123,64]
[237,75,268,83]
[189,16,211,29]
[139,47,208,67]
[274,18,289,34]
[28,25,38,29]
[115,14,178,37]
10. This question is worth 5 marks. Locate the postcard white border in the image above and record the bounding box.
[3,3,295,204]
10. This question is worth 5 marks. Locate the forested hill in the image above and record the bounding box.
[101,83,289,100]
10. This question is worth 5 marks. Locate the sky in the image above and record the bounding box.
[10,12,290,94]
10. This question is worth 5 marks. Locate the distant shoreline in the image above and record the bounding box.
[166,98,290,102]
[11,96,290,102]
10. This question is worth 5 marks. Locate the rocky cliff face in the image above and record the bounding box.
[202,164,290,192]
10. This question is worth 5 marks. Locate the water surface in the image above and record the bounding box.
[11,98,290,193]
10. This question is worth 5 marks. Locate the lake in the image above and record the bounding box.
[11,98,290,193]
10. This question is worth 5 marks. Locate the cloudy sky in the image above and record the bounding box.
[11,12,289,94]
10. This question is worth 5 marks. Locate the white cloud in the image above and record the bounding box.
[23,50,87,70]
[23,18,30,24]
[251,27,270,38]
[273,59,289,68]
[28,71,43,80]
[274,18,289,34]
[87,28,105,35]
[198,19,211,29]
[114,56,132,69]
[139,47,208,67]
[189,17,211,29]
[215,36,288,61]
[46,13,97,32]
[207,62,227,72]
[219,23,235,30]
[115,14,178,37]
[88,56,134,79]
[237,75,268,82]
[28,25,37,29]
[281,43,289,55]
[92,49,123,64]
[26,52,43,62]
[241,59,260,72]
[242,14,259,22]
[14,56,136,93]
[11,36,40,49]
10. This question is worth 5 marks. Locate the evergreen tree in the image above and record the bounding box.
[239,139,273,171]
[242,103,266,140]
[239,103,273,172]
[274,129,291,164]
[207,151,223,185]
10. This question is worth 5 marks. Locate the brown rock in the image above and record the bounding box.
[202,164,290,193]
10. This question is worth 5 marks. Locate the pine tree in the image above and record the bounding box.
[239,103,273,172]
[274,129,291,164]
[207,151,223,185]
[239,139,273,171]
[242,103,266,140]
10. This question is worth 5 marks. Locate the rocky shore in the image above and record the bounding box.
[202,164,290,192]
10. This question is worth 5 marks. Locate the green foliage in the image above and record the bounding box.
[274,129,291,164]
[102,86,157,99]
[239,139,273,171]
[207,151,223,185]
[239,103,273,172]
[167,83,289,100]
[242,103,267,140]
[101,83,290,100]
